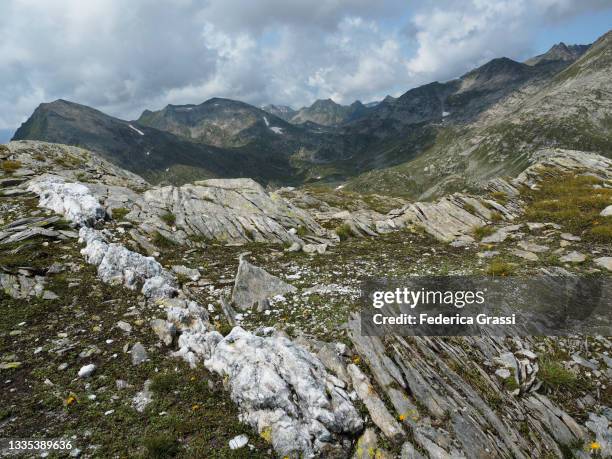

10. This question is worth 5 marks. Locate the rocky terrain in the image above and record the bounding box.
[1,138,611,458]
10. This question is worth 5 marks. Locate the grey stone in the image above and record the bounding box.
[495,368,511,379]
[131,342,148,366]
[594,257,612,271]
[132,380,153,413]
[231,258,297,311]
[116,321,132,333]
[228,434,248,450]
[517,240,549,253]
[78,364,96,378]
[172,265,200,282]
[600,205,612,217]
[511,249,539,261]
[347,363,403,441]
[560,233,581,241]
[572,354,598,370]
[150,319,176,346]
[559,251,586,263]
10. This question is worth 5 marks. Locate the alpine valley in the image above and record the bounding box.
[1,30,611,459]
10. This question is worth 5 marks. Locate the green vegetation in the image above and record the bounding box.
[490,191,508,205]
[538,355,577,392]
[1,160,22,173]
[334,223,353,241]
[486,259,516,276]
[152,231,177,248]
[472,225,494,240]
[143,433,180,458]
[150,372,182,395]
[489,211,503,223]
[112,207,130,220]
[463,203,476,214]
[160,212,177,226]
[523,171,612,242]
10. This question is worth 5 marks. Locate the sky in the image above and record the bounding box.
[1,0,611,142]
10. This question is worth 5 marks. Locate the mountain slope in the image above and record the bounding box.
[290,99,369,126]
[261,104,296,121]
[12,100,300,185]
[344,31,612,199]
[13,32,607,193]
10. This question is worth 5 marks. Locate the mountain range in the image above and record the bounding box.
[12,32,612,198]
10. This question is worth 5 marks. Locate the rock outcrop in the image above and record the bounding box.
[23,150,363,458]
[206,327,363,457]
[231,257,297,310]
[133,178,328,245]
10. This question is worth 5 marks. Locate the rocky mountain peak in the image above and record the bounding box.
[525,41,590,66]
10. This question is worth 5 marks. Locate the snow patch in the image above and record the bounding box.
[128,124,145,136]
[442,111,450,117]
[270,126,283,134]
[263,116,270,126]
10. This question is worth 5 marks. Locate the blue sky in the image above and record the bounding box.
[0,0,611,143]
[533,9,612,54]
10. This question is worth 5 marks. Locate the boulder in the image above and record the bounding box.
[231,258,297,311]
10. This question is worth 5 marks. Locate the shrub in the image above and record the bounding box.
[335,223,353,241]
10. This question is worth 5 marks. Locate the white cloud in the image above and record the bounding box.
[0,0,609,130]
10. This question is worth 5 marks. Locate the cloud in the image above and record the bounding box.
[0,0,609,130]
